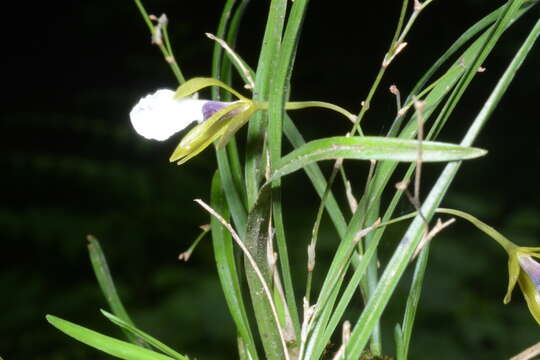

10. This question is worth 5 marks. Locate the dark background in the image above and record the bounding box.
[2,1,540,359]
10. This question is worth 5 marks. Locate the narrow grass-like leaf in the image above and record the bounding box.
[306,3,538,358]
[218,0,250,197]
[301,219,381,360]
[245,0,287,207]
[398,245,430,360]
[242,2,293,358]
[321,227,381,348]
[100,310,187,360]
[221,1,250,204]
[375,0,538,232]
[244,185,285,360]
[46,315,181,360]
[271,192,301,339]
[364,200,382,355]
[267,0,309,166]
[353,2,530,278]
[215,151,248,234]
[87,235,141,345]
[345,3,539,356]
[211,0,238,101]
[343,6,539,340]
[265,0,311,340]
[271,136,486,182]
[210,173,259,360]
[213,0,249,235]
[358,13,540,356]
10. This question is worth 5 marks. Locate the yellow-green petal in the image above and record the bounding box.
[520,247,540,254]
[504,250,521,304]
[217,104,259,149]
[518,271,540,325]
[174,77,248,101]
[169,102,247,164]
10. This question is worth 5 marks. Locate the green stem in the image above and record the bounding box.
[437,208,516,252]
[256,100,359,128]
[131,0,185,84]
[351,66,386,135]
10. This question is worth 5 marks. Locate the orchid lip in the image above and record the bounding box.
[202,101,230,120]
[130,89,214,141]
[202,100,246,121]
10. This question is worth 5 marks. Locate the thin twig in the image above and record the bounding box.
[178,224,210,261]
[305,156,343,302]
[413,217,455,259]
[206,32,256,90]
[511,341,540,360]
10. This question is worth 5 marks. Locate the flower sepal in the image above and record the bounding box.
[169,100,255,164]
[504,247,540,325]
[174,77,248,101]
[167,77,259,164]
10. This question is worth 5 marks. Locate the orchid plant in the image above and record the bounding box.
[46,0,540,359]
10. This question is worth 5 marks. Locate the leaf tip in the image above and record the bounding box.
[46,314,59,325]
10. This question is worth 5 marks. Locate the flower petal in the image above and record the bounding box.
[504,249,521,304]
[518,270,540,325]
[217,104,259,148]
[169,101,249,164]
[130,89,209,141]
[174,77,248,101]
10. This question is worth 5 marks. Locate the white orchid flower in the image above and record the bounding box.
[129,78,258,165]
[129,89,238,141]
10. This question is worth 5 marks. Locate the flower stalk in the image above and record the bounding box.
[437,208,540,325]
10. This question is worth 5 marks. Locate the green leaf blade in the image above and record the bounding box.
[244,186,285,360]
[100,310,187,360]
[210,172,259,360]
[87,235,142,345]
[271,136,487,181]
[46,315,182,360]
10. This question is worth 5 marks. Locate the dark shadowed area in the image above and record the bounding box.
[2,1,540,359]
